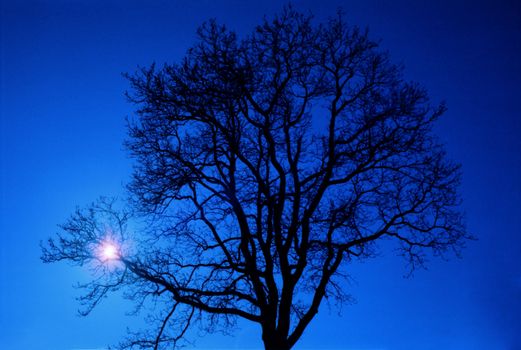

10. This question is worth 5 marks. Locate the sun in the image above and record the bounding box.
[101,242,119,260]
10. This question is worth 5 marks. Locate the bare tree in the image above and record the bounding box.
[42,7,469,350]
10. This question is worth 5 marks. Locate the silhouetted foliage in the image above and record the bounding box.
[42,6,469,350]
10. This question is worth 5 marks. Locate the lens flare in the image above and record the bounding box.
[102,243,118,260]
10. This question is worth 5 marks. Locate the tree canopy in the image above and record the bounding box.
[42,7,468,350]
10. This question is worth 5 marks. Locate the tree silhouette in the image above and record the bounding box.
[42,7,469,350]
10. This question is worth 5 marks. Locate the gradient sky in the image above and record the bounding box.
[1,0,520,349]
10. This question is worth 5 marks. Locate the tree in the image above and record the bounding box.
[42,7,469,350]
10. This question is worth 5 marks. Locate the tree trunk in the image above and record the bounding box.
[262,328,291,350]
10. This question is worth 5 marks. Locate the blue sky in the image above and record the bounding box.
[0,0,520,349]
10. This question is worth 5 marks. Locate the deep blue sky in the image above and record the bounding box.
[1,0,520,349]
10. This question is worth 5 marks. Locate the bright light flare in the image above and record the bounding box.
[95,238,122,263]
[102,243,119,260]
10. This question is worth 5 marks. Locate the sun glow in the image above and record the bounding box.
[100,242,119,261]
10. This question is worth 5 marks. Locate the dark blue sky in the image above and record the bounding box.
[1,0,520,349]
